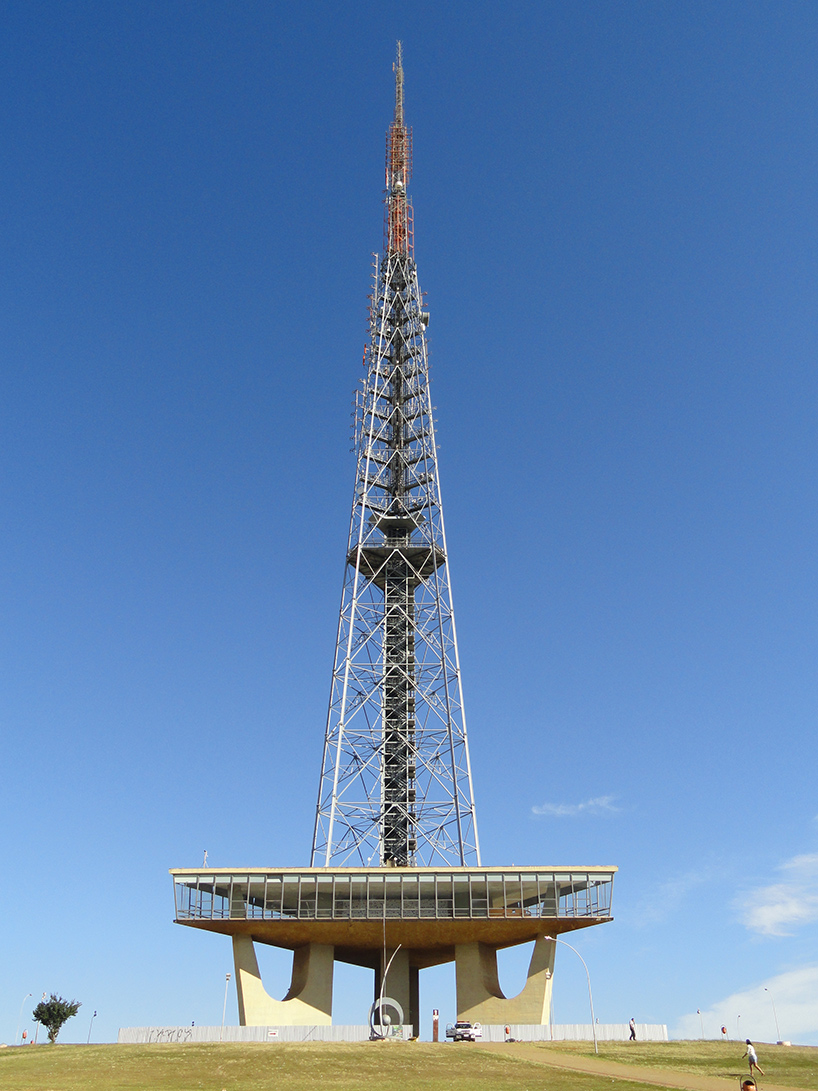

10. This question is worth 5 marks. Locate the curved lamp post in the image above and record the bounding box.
[220,973,231,1042]
[16,993,32,1045]
[544,936,598,1054]
[33,993,47,1045]
[764,988,782,1043]
[373,943,403,1039]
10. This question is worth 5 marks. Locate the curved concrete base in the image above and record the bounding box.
[232,936,334,1026]
[455,936,555,1025]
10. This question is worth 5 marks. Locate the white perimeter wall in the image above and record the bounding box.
[480,1023,669,1042]
[118,1023,667,1044]
[118,1025,377,1043]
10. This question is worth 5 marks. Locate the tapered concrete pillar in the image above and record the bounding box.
[455,936,555,1025]
[232,935,334,1026]
[374,947,419,1034]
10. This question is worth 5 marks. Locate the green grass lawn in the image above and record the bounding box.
[539,1039,818,1088]
[1,1039,816,1091]
[0,1040,681,1091]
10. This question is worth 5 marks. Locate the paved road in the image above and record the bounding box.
[481,1042,804,1091]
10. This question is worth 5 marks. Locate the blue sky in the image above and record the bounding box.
[2,0,817,1047]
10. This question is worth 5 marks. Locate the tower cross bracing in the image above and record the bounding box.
[311,43,479,869]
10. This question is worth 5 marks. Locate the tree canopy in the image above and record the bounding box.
[33,994,81,1043]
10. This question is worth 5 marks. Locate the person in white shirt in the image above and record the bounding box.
[742,1040,764,1076]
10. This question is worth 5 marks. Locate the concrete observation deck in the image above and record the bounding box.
[171,865,616,1031]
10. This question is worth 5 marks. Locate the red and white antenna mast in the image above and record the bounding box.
[385,41,413,256]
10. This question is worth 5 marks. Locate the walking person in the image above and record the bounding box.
[629,1017,637,1041]
[742,1040,765,1076]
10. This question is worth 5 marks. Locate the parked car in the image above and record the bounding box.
[445,1021,482,1042]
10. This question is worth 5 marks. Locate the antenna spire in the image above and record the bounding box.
[386,42,412,255]
[394,40,404,127]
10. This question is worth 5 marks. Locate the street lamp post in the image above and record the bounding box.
[87,1010,97,1045]
[697,1009,704,1038]
[545,936,598,1054]
[546,968,553,1041]
[220,973,231,1042]
[33,993,47,1045]
[16,993,32,1045]
[736,1014,741,1041]
[374,943,403,1038]
[764,988,782,1043]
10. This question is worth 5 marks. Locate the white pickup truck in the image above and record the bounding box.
[445,1021,482,1042]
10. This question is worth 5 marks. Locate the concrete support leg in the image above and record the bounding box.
[455,936,555,1025]
[374,947,419,1034]
[232,936,334,1026]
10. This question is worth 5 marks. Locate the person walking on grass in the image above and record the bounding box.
[629,1017,637,1041]
[743,1040,764,1076]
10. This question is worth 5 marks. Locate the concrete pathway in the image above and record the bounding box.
[480,1042,805,1091]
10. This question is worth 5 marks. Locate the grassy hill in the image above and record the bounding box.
[534,1040,818,1088]
[1,1038,815,1091]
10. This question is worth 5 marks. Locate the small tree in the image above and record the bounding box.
[32,994,81,1043]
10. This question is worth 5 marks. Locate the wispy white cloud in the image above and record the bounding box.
[532,795,620,818]
[740,854,818,937]
[648,869,710,919]
[626,865,719,927]
[673,965,818,1046]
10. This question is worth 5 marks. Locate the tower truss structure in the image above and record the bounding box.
[312,44,480,869]
[171,46,617,1037]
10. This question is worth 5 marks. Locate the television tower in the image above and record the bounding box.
[171,47,616,1036]
[311,42,480,869]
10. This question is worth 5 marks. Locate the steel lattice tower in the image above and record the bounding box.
[171,47,615,1032]
[312,44,480,869]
